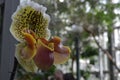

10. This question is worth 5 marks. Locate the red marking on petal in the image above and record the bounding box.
[49,36,71,64]
[49,36,61,45]
[34,42,54,70]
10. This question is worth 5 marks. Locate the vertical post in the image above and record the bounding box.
[98,33,104,80]
[0,3,4,63]
[0,0,19,80]
[74,36,80,80]
[99,50,104,80]
[108,32,115,80]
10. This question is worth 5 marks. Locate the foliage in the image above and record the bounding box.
[16,65,56,80]
[81,70,90,80]
[81,45,98,58]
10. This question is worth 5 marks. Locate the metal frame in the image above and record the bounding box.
[0,0,19,80]
[0,0,4,5]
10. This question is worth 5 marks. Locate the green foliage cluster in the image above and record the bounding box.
[16,65,56,80]
[81,45,98,58]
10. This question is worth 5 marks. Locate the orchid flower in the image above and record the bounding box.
[10,0,71,72]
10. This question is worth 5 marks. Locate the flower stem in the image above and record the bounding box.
[10,57,18,80]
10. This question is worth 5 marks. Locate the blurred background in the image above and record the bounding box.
[1,0,120,80]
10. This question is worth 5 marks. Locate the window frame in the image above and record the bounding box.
[0,0,19,80]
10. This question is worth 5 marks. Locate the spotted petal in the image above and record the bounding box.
[10,0,50,42]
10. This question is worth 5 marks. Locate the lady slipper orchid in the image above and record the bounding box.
[10,0,71,72]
